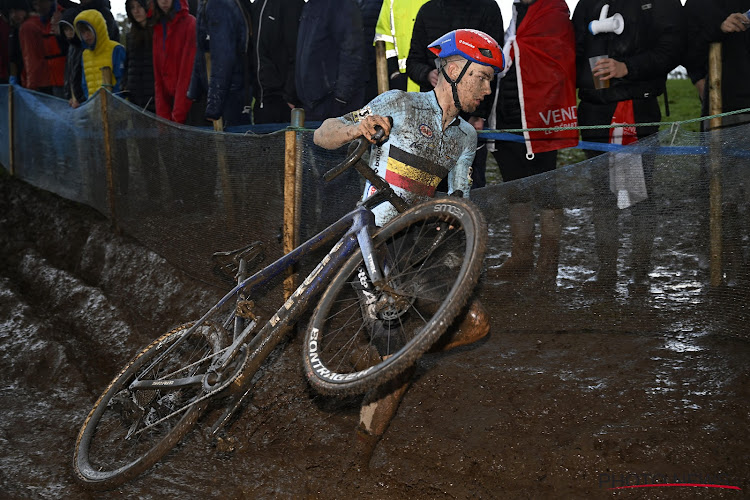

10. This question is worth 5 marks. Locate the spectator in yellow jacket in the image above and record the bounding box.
[75,8,125,98]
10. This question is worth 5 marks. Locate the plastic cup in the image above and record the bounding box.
[589,55,610,90]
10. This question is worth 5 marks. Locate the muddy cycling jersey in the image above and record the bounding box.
[340,89,476,225]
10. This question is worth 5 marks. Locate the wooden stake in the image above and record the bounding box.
[8,84,14,176]
[283,108,304,299]
[375,40,389,95]
[100,89,120,234]
[205,52,234,226]
[707,42,722,287]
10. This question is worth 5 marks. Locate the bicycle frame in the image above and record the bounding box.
[130,202,383,398]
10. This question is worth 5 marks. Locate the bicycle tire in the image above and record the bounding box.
[74,322,228,489]
[303,197,487,395]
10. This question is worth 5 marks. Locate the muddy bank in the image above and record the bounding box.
[0,175,748,498]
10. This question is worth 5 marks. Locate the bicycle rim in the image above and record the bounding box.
[74,322,228,488]
[303,197,487,395]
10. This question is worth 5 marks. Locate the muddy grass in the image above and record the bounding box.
[0,174,748,499]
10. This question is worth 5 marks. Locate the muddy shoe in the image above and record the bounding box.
[430,298,490,352]
[353,428,381,470]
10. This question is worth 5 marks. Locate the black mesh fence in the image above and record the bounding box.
[2,85,748,335]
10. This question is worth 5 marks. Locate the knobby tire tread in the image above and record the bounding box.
[74,323,207,490]
[303,197,487,395]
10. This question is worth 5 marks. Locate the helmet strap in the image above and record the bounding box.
[440,60,471,114]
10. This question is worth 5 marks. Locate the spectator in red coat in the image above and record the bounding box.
[152,0,196,124]
[19,0,66,95]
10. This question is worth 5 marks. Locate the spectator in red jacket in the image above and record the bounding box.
[19,0,65,95]
[152,0,196,124]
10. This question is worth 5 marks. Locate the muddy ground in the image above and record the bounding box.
[0,174,748,499]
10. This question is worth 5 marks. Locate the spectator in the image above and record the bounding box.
[406,0,503,189]
[684,0,750,128]
[295,0,366,121]
[487,0,578,290]
[7,0,30,86]
[249,0,304,124]
[373,0,428,92]
[79,0,120,42]
[152,0,196,124]
[573,0,683,294]
[58,5,85,106]
[122,0,156,113]
[19,0,66,95]
[1,9,9,83]
[187,0,252,128]
[357,0,384,102]
[75,8,125,97]
[683,0,750,286]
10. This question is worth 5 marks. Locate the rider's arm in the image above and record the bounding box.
[447,142,475,198]
[314,114,392,150]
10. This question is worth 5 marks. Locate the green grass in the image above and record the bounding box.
[485,78,703,184]
[661,78,702,133]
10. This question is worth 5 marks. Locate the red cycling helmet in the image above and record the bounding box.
[428,29,505,74]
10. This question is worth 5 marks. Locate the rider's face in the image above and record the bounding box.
[457,63,494,113]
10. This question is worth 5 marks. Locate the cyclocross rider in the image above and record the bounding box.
[314,28,505,466]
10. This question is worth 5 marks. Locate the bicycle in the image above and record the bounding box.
[73,125,488,488]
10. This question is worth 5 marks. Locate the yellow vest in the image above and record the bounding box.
[373,0,429,93]
[75,9,123,96]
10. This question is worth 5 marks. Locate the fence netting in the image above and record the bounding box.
[2,86,748,336]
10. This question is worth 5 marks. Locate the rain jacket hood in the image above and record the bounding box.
[125,0,153,25]
[75,8,125,96]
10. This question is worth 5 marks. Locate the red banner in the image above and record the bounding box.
[512,0,579,154]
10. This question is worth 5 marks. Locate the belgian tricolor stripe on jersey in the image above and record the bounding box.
[385,146,449,197]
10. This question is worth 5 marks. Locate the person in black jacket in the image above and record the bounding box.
[405,0,503,188]
[79,0,120,41]
[573,0,683,293]
[7,0,30,86]
[122,0,155,112]
[295,0,366,121]
[683,0,750,286]
[249,0,304,124]
[684,0,750,128]
[59,5,85,106]
[187,0,252,127]
[357,0,384,103]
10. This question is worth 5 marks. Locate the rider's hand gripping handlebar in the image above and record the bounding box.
[323,117,392,182]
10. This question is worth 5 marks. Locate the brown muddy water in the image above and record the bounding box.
[1,176,748,498]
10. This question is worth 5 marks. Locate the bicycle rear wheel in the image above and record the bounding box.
[74,322,228,489]
[303,197,487,395]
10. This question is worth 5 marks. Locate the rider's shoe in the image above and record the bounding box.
[430,298,490,352]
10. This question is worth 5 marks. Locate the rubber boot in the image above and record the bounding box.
[722,203,743,287]
[532,208,563,291]
[629,197,656,295]
[584,200,618,294]
[429,298,490,352]
[354,366,415,469]
[490,202,534,281]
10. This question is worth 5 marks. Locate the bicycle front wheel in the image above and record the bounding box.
[74,321,228,489]
[303,197,487,395]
